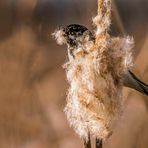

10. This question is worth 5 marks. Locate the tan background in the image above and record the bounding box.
[0,0,147,147]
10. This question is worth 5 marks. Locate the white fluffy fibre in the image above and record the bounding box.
[64,59,119,140]
[52,29,66,45]
[63,35,134,141]
[110,36,134,75]
[93,15,111,35]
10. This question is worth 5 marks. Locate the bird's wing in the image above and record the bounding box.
[123,70,148,96]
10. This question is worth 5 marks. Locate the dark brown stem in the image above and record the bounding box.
[96,138,102,148]
[83,134,91,148]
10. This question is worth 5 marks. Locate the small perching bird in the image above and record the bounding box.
[53,0,148,147]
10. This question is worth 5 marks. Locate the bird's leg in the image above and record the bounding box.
[96,138,102,148]
[83,133,91,148]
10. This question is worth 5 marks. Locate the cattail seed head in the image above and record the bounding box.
[53,0,134,141]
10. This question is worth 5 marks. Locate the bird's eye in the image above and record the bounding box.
[69,35,75,40]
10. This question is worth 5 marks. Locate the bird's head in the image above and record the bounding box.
[53,24,95,59]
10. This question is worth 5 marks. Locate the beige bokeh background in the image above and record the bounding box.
[0,0,147,147]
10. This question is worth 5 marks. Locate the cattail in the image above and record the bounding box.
[53,0,134,143]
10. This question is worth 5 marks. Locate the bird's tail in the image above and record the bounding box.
[123,70,148,96]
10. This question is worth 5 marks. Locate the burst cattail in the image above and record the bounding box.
[53,0,134,142]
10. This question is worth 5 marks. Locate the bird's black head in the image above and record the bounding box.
[63,24,90,47]
[53,24,95,59]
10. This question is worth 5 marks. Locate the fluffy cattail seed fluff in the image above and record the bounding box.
[52,29,66,45]
[53,0,134,142]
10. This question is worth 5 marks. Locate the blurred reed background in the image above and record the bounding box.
[0,0,147,147]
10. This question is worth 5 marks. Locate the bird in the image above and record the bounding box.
[61,24,95,60]
[61,24,148,96]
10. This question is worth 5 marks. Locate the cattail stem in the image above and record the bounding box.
[83,134,91,148]
[97,0,103,15]
[96,138,102,148]
[97,0,111,22]
[94,0,112,47]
